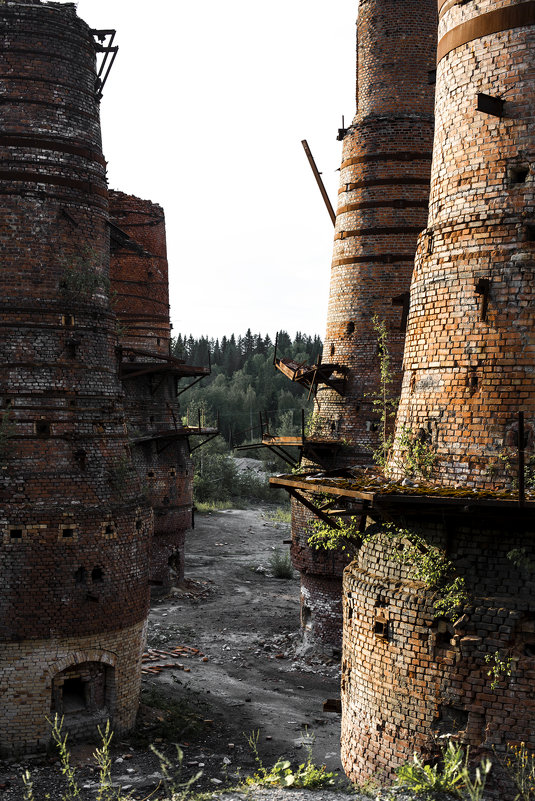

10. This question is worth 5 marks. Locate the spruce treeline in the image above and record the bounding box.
[173,329,323,447]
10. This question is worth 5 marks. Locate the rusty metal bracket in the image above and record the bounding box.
[286,488,341,530]
[92,30,119,98]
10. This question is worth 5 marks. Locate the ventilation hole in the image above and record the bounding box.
[157,338,160,346]
[62,528,75,538]
[346,321,355,337]
[35,420,51,437]
[10,529,23,540]
[526,225,535,242]
[105,524,114,536]
[66,341,77,359]
[436,630,452,649]
[374,620,388,638]
[149,416,154,424]
[524,643,535,657]
[62,314,75,327]
[92,567,104,583]
[330,344,335,357]
[135,518,143,531]
[147,470,155,478]
[74,566,86,584]
[509,166,529,185]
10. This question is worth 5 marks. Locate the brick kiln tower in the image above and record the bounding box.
[109,191,210,590]
[285,0,437,650]
[0,1,152,754]
[340,0,535,786]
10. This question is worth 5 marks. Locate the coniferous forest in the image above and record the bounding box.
[172,331,322,505]
[173,330,323,447]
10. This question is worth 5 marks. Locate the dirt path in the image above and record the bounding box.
[0,506,346,799]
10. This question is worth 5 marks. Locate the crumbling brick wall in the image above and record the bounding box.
[0,1,152,754]
[341,0,535,786]
[341,516,535,788]
[290,0,437,650]
[391,0,535,488]
[109,191,193,590]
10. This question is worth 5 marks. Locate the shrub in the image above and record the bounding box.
[269,548,294,579]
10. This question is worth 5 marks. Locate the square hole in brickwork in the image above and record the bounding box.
[526,225,535,243]
[59,524,78,541]
[135,518,143,531]
[9,527,24,541]
[101,521,117,539]
[61,314,75,327]
[508,165,529,185]
[35,420,51,438]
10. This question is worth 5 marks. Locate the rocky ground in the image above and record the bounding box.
[0,505,353,800]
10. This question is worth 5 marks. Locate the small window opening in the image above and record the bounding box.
[157,338,160,346]
[35,420,50,438]
[526,225,535,242]
[169,468,176,477]
[62,527,75,538]
[346,321,355,337]
[74,566,86,584]
[62,314,75,327]
[509,166,529,185]
[66,340,78,359]
[62,677,86,713]
[330,344,335,357]
[147,470,155,478]
[105,524,114,536]
[10,528,23,540]
[149,415,154,424]
[374,619,388,638]
[92,567,104,583]
[74,449,86,469]
[135,518,143,531]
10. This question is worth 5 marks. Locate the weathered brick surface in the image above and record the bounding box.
[341,520,535,789]
[390,0,535,487]
[291,0,437,650]
[316,0,437,466]
[109,190,171,356]
[0,1,151,753]
[110,192,193,589]
[0,620,147,756]
[341,0,535,787]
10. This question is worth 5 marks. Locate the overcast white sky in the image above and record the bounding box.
[71,0,358,341]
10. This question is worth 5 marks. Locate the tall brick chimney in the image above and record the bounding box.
[110,191,197,591]
[289,0,437,650]
[340,0,535,787]
[0,2,152,753]
[391,0,535,489]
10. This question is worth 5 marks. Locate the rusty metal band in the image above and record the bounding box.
[338,177,431,194]
[437,1,535,62]
[437,0,457,15]
[341,152,431,169]
[337,199,429,215]
[0,170,107,197]
[332,254,417,267]
[0,135,106,166]
[118,314,170,322]
[335,226,424,240]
